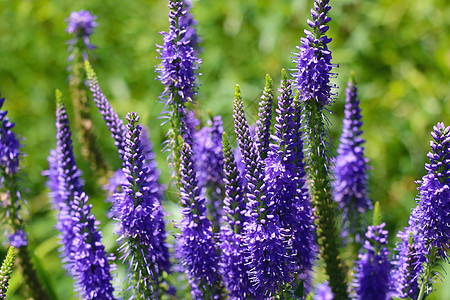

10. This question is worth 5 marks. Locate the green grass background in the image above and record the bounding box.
[0,0,449,298]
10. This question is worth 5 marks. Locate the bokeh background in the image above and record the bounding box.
[0,0,449,298]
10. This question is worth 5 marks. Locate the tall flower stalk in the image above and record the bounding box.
[333,76,371,247]
[292,0,348,298]
[46,91,115,299]
[116,112,170,299]
[265,70,316,292]
[233,85,294,297]
[0,92,50,300]
[156,0,201,186]
[178,139,221,299]
[254,74,274,162]
[408,122,450,300]
[219,132,252,299]
[66,10,107,174]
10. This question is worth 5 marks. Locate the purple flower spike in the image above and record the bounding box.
[66,10,97,50]
[0,93,21,176]
[219,133,252,299]
[116,112,170,298]
[266,70,316,277]
[178,140,221,299]
[292,0,336,107]
[50,93,115,299]
[353,223,391,300]
[333,78,371,240]
[410,122,450,259]
[313,281,334,300]
[85,61,126,161]
[156,0,201,113]
[70,192,115,299]
[8,229,27,248]
[391,227,422,299]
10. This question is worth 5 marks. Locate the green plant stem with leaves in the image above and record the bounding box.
[304,101,349,300]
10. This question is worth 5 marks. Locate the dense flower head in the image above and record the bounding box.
[292,0,335,107]
[410,122,450,259]
[51,96,115,299]
[179,0,201,53]
[178,140,221,299]
[390,227,422,299]
[0,94,21,176]
[66,10,97,36]
[353,223,391,300]
[85,61,126,161]
[116,112,170,297]
[0,247,15,300]
[156,0,201,112]
[333,79,371,238]
[219,133,251,299]
[66,10,97,51]
[232,85,265,216]
[244,220,295,297]
[265,71,316,274]
[8,229,27,248]
[70,192,115,299]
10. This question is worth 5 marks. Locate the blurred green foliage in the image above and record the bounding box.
[0,0,449,298]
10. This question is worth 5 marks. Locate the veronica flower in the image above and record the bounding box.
[66,10,108,174]
[292,0,347,297]
[116,112,170,298]
[219,133,252,299]
[254,74,274,162]
[178,139,221,299]
[0,247,15,300]
[353,223,391,300]
[390,227,422,299]
[66,10,97,55]
[313,281,334,300]
[265,70,316,280]
[156,0,200,116]
[333,77,371,242]
[156,0,201,185]
[48,92,115,299]
[407,122,450,299]
[85,61,126,160]
[233,85,293,296]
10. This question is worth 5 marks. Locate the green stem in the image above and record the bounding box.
[305,102,349,300]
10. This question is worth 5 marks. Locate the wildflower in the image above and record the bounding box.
[353,223,391,300]
[333,78,371,241]
[116,112,169,298]
[265,70,316,277]
[178,140,221,299]
[66,10,97,51]
[50,92,115,299]
[292,1,347,297]
[219,133,252,299]
[390,227,422,299]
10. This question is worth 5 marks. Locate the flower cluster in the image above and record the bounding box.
[156,0,201,112]
[178,140,221,299]
[66,10,97,50]
[292,0,335,107]
[116,112,170,298]
[334,78,371,241]
[353,223,391,300]
[47,94,115,299]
